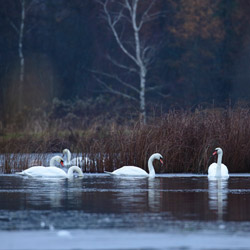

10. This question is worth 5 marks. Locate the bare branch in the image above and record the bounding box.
[131,0,139,32]
[143,11,166,23]
[146,85,163,92]
[146,84,171,99]
[124,0,132,13]
[26,0,37,13]
[112,9,123,26]
[156,92,171,98]
[138,0,155,30]
[9,20,19,34]
[142,45,156,66]
[106,54,138,73]
[91,69,140,94]
[94,76,138,101]
[101,0,138,65]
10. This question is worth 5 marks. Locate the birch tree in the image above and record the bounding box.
[8,0,38,111]
[7,0,26,111]
[96,0,164,124]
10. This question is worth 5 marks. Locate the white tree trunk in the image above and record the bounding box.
[131,0,147,124]
[18,0,25,110]
[139,69,146,124]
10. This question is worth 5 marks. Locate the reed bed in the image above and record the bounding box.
[1,107,250,174]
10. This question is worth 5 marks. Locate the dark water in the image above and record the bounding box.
[1,173,250,233]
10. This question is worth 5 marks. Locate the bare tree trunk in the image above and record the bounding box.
[18,0,26,111]
[131,0,147,124]
[139,69,146,124]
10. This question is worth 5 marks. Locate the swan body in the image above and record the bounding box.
[63,149,89,167]
[208,147,229,178]
[17,166,83,178]
[106,153,163,178]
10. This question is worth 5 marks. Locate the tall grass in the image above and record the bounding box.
[1,107,250,173]
[84,107,250,173]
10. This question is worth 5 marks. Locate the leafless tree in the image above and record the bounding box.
[95,0,164,124]
[8,0,39,111]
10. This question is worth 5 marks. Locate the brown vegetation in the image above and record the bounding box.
[1,107,250,174]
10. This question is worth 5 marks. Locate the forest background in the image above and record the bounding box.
[1,0,250,173]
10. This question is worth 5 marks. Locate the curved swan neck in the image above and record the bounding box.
[50,156,57,166]
[67,166,83,177]
[148,155,156,177]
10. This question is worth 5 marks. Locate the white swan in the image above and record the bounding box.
[17,165,83,178]
[105,153,163,177]
[62,149,89,167]
[208,147,229,178]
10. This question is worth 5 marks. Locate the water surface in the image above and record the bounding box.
[1,173,250,249]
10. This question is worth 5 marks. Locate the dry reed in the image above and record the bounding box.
[1,107,250,173]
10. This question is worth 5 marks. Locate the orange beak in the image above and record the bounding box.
[60,160,64,167]
[160,159,163,164]
[212,151,217,156]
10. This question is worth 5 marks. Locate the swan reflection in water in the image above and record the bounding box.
[18,177,66,208]
[19,177,83,209]
[148,178,161,212]
[111,176,161,212]
[208,177,229,221]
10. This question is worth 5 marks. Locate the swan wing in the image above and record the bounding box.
[111,166,148,176]
[208,163,229,178]
[20,166,46,176]
[221,164,229,176]
[208,163,217,176]
[45,167,67,177]
[19,166,67,178]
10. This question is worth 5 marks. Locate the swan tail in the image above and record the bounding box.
[104,170,113,175]
[16,171,32,177]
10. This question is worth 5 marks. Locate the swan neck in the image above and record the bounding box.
[148,155,156,177]
[217,153,222,167]
[66,150,71,162]
[67,166,83,177]
[49,156,56,166]
[216,153,223,176]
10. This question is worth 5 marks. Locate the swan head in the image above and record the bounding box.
[55,156,64,167]
[152,153,164,164]
[62,149,71,163]
[212,147,223,156]
[62,149,70,157]
[68,166,84,178]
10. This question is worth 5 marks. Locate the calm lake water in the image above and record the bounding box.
[1,173,250,250]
